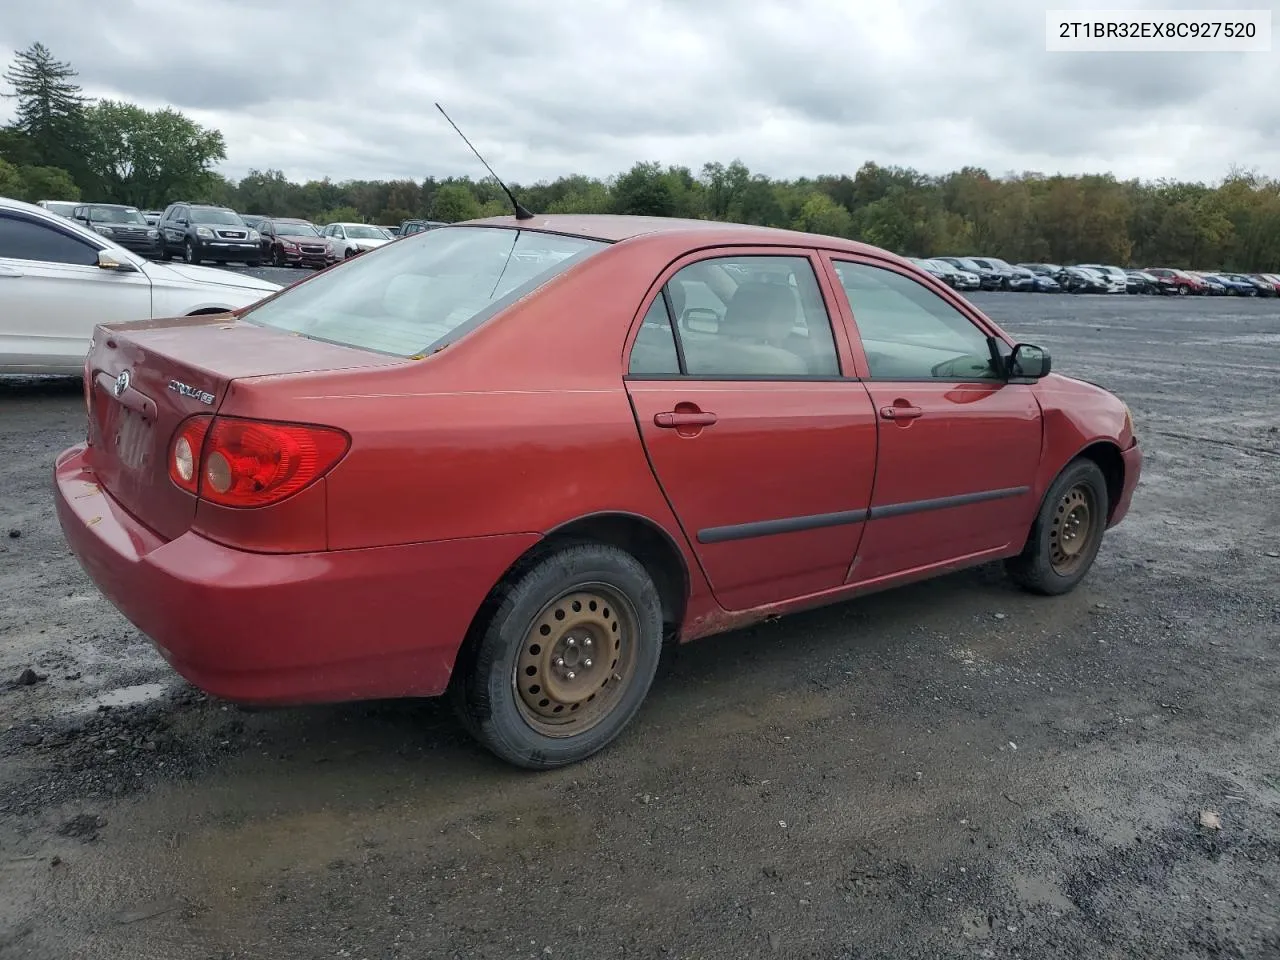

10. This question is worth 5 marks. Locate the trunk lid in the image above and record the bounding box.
[85,315,400,541]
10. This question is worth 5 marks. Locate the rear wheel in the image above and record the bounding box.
[1006,459,1109,596]
[452,543,664,769]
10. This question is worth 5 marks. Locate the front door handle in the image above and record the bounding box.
[654,410,718,428]
[880,404,923,421]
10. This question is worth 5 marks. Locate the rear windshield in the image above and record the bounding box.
[241,226,608,357]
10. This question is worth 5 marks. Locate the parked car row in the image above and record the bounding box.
[909,252,1280,297]
[36,200,414,268]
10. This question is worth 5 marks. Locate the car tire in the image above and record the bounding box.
[160,245,172,262]
[452,542,664,769]
[184,240,200,265]
[271,247,283,268]
[246,259,262,268]
[1177,286,1189,296]
[1006,458,1110,597]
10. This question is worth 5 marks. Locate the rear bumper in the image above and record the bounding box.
[1108,440,1142,528]
[54,444,539,705]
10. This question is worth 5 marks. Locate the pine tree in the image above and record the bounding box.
[2,42,90,183]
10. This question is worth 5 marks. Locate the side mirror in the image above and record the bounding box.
[1007,343,1051,379]
[96,250,138,273]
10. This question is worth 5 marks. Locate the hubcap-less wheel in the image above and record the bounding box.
[515,586,637,737]
[185,241,196,264]
[1049,485,1095,576]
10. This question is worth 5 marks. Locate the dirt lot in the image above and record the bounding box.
[1,290,1278,960]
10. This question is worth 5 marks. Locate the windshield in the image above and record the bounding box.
[91,206,147,224]
[274,221,320,237]
[190,208,244,225]
[983,257,1013,269]
[344,224,386,240]
[955,258,985,271]
[242,226,607,356]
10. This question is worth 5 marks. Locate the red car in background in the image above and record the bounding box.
[1143,267,1208,295]
[55,215,1141,769]
[257,217,336,269]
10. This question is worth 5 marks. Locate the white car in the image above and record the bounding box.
[321,222,392,258]
[1078,264,1129,294]
[1,196,282,375]
[38,200,78,219]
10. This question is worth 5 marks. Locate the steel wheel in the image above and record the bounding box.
[513,585,638,737]
[1049,484,1095,576]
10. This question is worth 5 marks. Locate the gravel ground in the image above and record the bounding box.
[1,291,1278,960]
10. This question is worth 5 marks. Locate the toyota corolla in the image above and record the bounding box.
[55,214,1141,769]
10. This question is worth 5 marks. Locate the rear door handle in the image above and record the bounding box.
[654,411,718,428]
[880,405,923,421]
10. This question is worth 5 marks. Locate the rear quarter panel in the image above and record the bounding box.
[217,236,719,605]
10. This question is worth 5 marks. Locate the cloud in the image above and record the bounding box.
[1,0,1277,186]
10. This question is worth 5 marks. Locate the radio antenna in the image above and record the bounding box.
[435,102,534,221]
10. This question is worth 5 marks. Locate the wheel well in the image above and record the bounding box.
[185,307,233,316]
[543,514,689,637]
[1077,441,1124,519]
[450,514,691,691]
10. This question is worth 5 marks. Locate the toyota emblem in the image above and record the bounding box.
[113,370,131,398]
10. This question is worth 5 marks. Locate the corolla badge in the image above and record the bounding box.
[112,370,131,398]
[167,380,215,405]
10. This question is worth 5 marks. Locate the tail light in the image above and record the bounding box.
[169,416,212,493]
[167,415,349,508]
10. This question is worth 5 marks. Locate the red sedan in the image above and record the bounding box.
[55,215,1142,768]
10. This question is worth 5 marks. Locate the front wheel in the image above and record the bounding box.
[184,240,200,265]
[452,543,664,769]
[271,246,283,268]
[1177,285,1189,296]
[1006,459,1109,596]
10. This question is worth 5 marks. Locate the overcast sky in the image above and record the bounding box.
[2,0,1277,186]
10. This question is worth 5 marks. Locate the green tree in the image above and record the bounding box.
[236,168,295,215]
[313,205,361,226]
[430,182,482,222]
[1,43,90,183]
[82,100,227,207]
[15,164,80,203]
[793,192,853,237]
[0,157,22,196]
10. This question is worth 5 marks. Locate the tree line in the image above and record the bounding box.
[3,42,1279,271]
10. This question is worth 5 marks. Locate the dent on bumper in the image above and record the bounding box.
[54,445,539,705]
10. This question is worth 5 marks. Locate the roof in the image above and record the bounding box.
[464,213,888,256]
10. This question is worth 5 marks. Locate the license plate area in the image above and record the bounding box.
[114,407,152,471]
